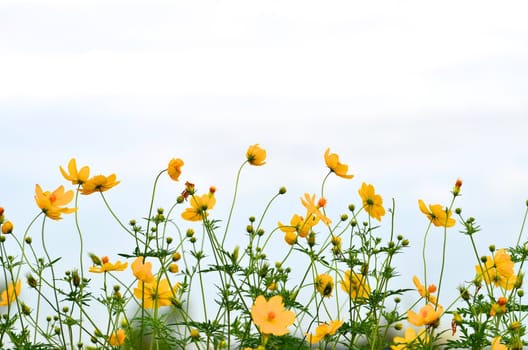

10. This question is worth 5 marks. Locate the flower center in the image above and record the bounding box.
[267,311,276,321]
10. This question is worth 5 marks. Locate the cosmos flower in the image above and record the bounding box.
[246,144,266,166]
[412,275,437,305]
[168,158,184,181]
[34,184,76,220]
[475,249,516,290]
[131,257,155,283]
[181,192,216,221]
[324,148,354,179]
[89,256,128,273]
[134,278,179,309]
[278,213,318,238]
[340,270,370,300]
[315,273,334,297]
[108,329,126,346]
[407,303,444,327]
[301,193,331,226]
[306,320,344,344]
[250,295,295,336]
[358,182,385,221]
[0,280,21,306]
[391,327,427,350]
[59,158,90,185]
[418,199,455,227]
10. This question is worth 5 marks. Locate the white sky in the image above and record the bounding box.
[1,0,528,333]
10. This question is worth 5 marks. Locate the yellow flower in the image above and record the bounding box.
[34,184,77,220]
[168,158,184,181]
[250,295,296,336]
[412,275,437,305]
[131,257,155,283]
[89,256,128,273]
[246,144,266,166]
[391,327,427,350]
[59,158,90,185]
[306,320,344,344]
[284,231,297,245]
[134,278,179,309]
[81,174,120,195]
[418,199,456,227]
[490,296,507,316]
[108,328,126,346]
[491,336,507,350]
[168,263,179,273]
[301,193,331,226]
[358,182,385,221]
[0,280,21,306]
[407,303,443,327]
[340,270,370,300]
[181,192,216,221]
[476,249,516,290]
[1,221,13,234]
[324,148,353,179]
[315,273,334,297]
[278,214,318,238]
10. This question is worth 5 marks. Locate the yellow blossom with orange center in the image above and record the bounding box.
[34,184,77,220]
[418,199,456,227]
[81,174,120,195]
[168,158,184,181]
[246,144,266,166]
[306,320,344,344]
[250,295,295,336]
[407,303,443,327]
[59,158,90,185]
[340,270,370,300]
[358,182,385,221]
[324,148,354,179]
[0,280,21,306]
[181,192,216,221]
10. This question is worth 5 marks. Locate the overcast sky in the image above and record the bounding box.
[1,0,528,327]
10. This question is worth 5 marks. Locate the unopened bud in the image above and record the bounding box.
[1,221,13,234]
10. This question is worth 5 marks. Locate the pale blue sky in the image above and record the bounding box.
[1,0,528,333]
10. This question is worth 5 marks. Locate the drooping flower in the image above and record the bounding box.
[108,328,126,346]
[340,270,370,300]
[324,148,354,179]
[59,158,90,185]
[181,192,216,221]
[34,184,77,220]
[315,273,334,297]
[131,257,155,283]
[412,275,437,305]
[278,213,318,238]
[306,320,344,344]
[418,199,456,227]
[0,280,21,306]
[134,278,179,309]
[80,174,120,195]
[89,256,128,273]
[490,336,507,350]
[246,144,266,166]
[168,158,184,181]
[301,193,331,226]
[475,249,516,290]
[391,327,427,350]
[358,182,385,221]
[407,303,444,327]
[250,295,296,336]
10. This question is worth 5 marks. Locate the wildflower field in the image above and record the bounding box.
[0,144,527,349]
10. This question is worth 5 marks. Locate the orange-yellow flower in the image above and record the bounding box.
[168,158,184,181]
[315,273,334,297]
[358,183,385,221]
[278,214,318,238]
[340,270,370,300]
[412,275,437,305]
[306,320,344,344]
[250,295,295,336]
[284,231,297,245]
[490,296,507,316]
[181,192,216,221]
[0,280,21,306]
[134,278,179,309]
[89,256,128,273]
[1,221,13,234]
[407,303,443,327]
[34,184,77,220]
[301,193,331,226]
[80,174,120,195]
[59,158,90,185]
[491,336,507,350]
[131,257,155,283]
[475,249,516,290]
[246,144,266,166]
[108,328,126,346]
[418,199,455,228]
[391,327,427,350]
[324,148,354,179]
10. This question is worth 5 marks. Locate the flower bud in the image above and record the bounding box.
[172,252,181,261]
[1,221,13,234]
[279,186,287,195]
[24,236,32,244]
[169,263,179,273]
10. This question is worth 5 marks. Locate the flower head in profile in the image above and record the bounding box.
[324,148,354,179]
[89,256,128,273]
[413,275,437,305]
[306,320,344,344]
[491,336,507,350]
[246,144,266,166]
[407,303,444,327]
[0,280,21,306]
[81,174,120,195]
[250,295,295,336]
[134,278,179,309]
[34,184,77,220]
[181,191,216,221]
[301,193,331,226]
[131,257,155,283]
[60,158,90,185]
[475,249,516,290]
[391,327,427,350]
[340,270,370,300]
[315,273,334,297]
[108,329,126,346]
[418,199,455,227]
[168,158,184,181]
[358,182,385,221]
[278,213,318,238]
